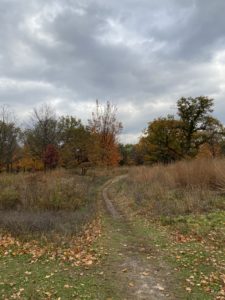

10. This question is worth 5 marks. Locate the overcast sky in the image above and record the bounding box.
[0,0,225,143]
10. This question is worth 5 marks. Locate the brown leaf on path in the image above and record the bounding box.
[129,282,134,287]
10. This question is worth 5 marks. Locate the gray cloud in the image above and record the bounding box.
[0,0,225,142]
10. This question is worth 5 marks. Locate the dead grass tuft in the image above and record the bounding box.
[0,170,90,211]
[127,159,225,216]
[0,170,97,236]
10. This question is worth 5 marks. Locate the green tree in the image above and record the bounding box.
[119,144,136,165]
[201,117,225,157]
[0,107,20,172]
[58,116,90,168]
[177,96,214,155]
[25,105,59,166]
[141,116,184,164]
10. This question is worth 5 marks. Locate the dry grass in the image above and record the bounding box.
[127,159,225,216]
[86,166,129,178]
[0,169,90,211]
[0,169,97,236]
[0,209,94,237]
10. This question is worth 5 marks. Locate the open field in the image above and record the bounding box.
[0,161,224,299]
[0,169,98,236]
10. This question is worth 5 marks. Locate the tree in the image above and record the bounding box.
[199,117,225,157]
[0,106,20,172]
[177,96,214,156]
[137,96,223,164]
[17,144,44,171]
[132,142,145,165]
[119,144,136,165]
[88,101,122,166]
[25,105,59,167]
[43,144,59,169]
[140,116,184,164]
[58,116,90,168]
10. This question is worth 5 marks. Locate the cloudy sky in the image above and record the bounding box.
[0,0,225,143]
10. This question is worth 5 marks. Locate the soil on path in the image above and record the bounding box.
[101,176,177,300]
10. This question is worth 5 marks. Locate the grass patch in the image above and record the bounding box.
[0,170,91,211]
[0,169,102,237]
[127,159,225,216]
[0,254,121,299]
[109,165,225,300]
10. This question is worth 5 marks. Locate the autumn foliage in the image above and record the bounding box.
[126,97,225,165]
[1,97,225,171]
[0,101,122,172]
[88,101,122,166]
[43,144,59,170]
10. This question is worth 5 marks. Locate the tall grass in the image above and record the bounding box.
[127,159,225,216]
[0,170,97,236]
[0,169,90,211]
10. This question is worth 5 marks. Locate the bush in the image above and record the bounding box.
[0,188,20,209]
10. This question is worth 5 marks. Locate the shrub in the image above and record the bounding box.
[0,188,20,209]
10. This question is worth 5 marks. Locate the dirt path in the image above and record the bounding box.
[102,175,126,219]
[101,176,176,300]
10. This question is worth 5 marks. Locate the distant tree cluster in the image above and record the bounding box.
[1,96,224,171]
[0,101,122,172]
[120,97,225,165]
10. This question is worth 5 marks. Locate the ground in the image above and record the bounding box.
[0,174,224,299]
[101,176,177,299]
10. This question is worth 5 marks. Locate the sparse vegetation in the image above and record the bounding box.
[0,170,89,209]
[126,158,225,216]
[0,169,99,238]
[108,159,225,299]
[0,168,126,299]
[0,98,225,299]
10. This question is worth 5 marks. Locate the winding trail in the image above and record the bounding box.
[102,175,126,219]
[101,176,175,300]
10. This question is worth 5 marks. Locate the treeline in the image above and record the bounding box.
[0,101,122,172]
[1,96,224,171]
[120,97,225,165]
